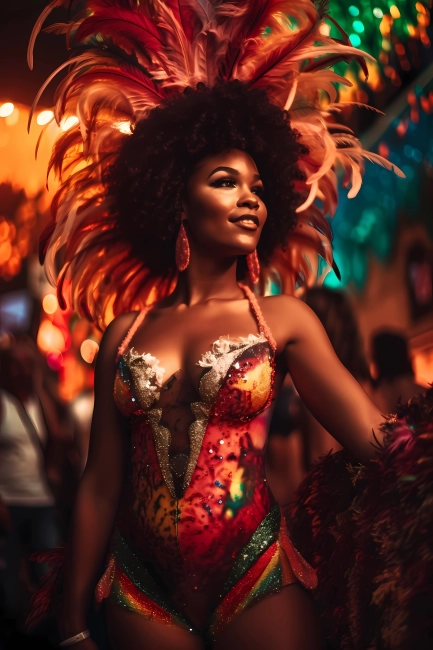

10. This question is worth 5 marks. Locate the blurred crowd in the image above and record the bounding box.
[0,288,428,646]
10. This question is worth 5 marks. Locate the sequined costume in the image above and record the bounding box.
[95,285,317,640]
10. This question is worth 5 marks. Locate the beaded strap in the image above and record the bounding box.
[116,306,151,362]
[239,284,277,352]
[116,286,277,361]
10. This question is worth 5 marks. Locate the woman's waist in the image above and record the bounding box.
[112,502,281,595]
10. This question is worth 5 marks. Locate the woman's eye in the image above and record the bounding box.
[252,186,264,197]
[211,177,236,188]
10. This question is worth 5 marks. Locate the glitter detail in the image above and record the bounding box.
[198,334,268,405]
[110,528,192,625]
[124,348,165,409]
[95,554,116,602]
[182,401,210,491]
[148,408,176,499]
[222,506,280,596]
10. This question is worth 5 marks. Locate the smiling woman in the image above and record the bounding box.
[106,82,306,282]
[26,2,409,650]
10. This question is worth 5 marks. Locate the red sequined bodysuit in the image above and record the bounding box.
[96,286,317,639]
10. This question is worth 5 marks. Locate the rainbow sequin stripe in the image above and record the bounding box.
[209,506,293,640]
[108,530,195,632]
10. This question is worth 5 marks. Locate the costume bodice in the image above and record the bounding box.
[112,285,278,604]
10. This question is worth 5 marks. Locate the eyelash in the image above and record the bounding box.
[211,177,264,197]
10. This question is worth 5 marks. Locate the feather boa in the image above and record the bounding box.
[29,0,403,327]
[288,388,433,650]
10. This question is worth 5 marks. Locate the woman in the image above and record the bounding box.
[27,2,398,648]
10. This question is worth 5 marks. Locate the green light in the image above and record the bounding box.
[352,20,365,33]
[349,33,361,46]
[373,8,384,18]
[348,5,359,16]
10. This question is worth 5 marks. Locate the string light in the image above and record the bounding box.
[323,1,431,93]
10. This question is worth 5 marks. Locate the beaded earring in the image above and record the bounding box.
[175,222,190,272]
[246,250,260,285]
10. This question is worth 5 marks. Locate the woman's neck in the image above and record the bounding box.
[171,254,244,307]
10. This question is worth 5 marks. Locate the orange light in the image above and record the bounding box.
[5,108,19,126]
[60,115,79,131]
[0,220,10,242]
[116,121,132,134]
[37,320,66,354]
[390,5,400,19]
[37,110,54,126]
[319,23,331,36]
[0,103,14,118]
[0,241,12,264]
[42,294,59,314]
[80,339,99,364]
[378,142,389,159]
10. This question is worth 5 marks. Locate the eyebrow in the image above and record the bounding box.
[207,166,261,181]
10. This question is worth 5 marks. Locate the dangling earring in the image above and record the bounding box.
[246,250,260,285]
[175,222,190,272]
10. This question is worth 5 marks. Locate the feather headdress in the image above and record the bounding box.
[30,0,403,328]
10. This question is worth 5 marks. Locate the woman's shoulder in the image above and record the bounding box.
[98,311,141,361]
[257,293,321,343]
[258,293,314,320]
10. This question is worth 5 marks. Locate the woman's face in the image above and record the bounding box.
[182,149,267,257]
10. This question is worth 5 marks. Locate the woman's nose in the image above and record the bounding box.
[237,192,259,210]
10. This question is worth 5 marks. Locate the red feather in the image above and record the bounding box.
[25,546,66,632]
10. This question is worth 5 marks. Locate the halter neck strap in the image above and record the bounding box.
[238,284,277,352]
[116,305,153,362]
[116,285,277,362]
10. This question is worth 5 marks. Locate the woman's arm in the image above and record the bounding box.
[282,298,383,464]
[59,313,135,640]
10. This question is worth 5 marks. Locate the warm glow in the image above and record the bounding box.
[319,23,331,36]
[0,103,14,118]
[42,293,59,314]
[413,348,433,387]
[6,108,19,126]
[37,110,54,126]
[390,5,401,19]
[80,339,99,364]
[0,241,12,264]
[116,121,132,134]
[46,351,64,371]
[61,115,79,131]
[37,320,66,354]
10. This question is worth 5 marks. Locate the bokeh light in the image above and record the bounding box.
[0,102,14,117]
[80,339,99,364]
[61,115,79,131]
[42,293,59,314]
[37,110,54,126]
[37,320,66,354]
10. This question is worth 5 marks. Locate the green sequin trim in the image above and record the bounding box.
[221,505,280,597]
[110,529,194,630]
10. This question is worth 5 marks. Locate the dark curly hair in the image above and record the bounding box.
[106,81,307,276]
